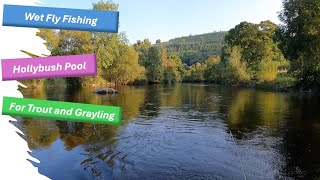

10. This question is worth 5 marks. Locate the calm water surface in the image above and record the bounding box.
[15,84,320,179]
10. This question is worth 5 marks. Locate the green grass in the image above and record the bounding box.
[257,74,296,91]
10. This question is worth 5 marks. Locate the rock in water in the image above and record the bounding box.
[94,88,118,94]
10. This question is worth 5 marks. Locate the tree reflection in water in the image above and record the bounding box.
[14,84,320,179]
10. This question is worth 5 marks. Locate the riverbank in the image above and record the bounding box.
[182,75,298,93]
[20,74,320,95]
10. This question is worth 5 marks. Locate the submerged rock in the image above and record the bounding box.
[94,88,118,94]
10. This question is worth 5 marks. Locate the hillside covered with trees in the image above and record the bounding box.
[27,0,320,93]
[155,31,228,65]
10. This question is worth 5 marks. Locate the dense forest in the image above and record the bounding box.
[24,0,320,92]
[155,31,227,65]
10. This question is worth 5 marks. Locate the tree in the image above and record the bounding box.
[36,29,59,52]
[52,30,95,86]
[205,55,221,66]
[36,0,146,86]
[163,58,176,84]
[224,21,287,81]
[106,45,145,84]
[184,62,207,82]
[155,31,228,65]
[92,0,119,11]
[143,47,164,83]
[144,47,163,83]
[92,0,120,80]
[163,54,185,83]
[133,39,152,65]
[224,46,250,85]
[36,29,95,86]
[279,0,320,90]
[76,0,124,86]
[54,30,94,56]
[204,55,224,83]
[258,60,280,82]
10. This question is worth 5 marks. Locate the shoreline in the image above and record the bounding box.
[19,81,319,95]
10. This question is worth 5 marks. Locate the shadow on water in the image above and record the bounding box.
[15,84,320,179]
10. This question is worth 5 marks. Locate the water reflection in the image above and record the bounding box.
[223,89,290,136]
[14,84,320,179]
[280,95,320,179]
[19,118,59,149]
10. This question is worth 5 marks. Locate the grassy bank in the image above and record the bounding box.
[20,74,298,94]
[256,75,296,92]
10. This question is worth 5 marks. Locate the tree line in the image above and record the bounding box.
[155,31,227,65]
[33,0,320,92]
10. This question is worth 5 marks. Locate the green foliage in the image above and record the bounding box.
[204,55,224,83]
[36,29,59,52]
[92,0,119,11]
[223,21,286,76]
[224,46,251,84]
[223,21,287,82]
[44,78,67,87]
[184,62,207,82]
[163,54,185,83]
[279,0,320,90]
[51,30,95,86]
[169,32,226,43]
[258,60,280,82]
[36,0,145,87]
[205,55,221,66]
[106,45,146,84]
[133,39,152,65]
[95,33,121,76]
[34,0,308,91]
[53,30,94,56]
[204,64,225,84]
[143,47,164,83]
[156,31,228,65]
[257,75,295,90]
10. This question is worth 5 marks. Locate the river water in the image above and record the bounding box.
[15,83,320,179]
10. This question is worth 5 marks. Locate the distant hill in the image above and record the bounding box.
[156,31,228,65]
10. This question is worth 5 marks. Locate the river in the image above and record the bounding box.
[14,83,320,179]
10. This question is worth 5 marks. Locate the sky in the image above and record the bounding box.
[41,0,283,44]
